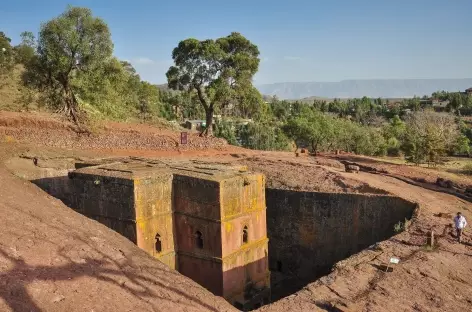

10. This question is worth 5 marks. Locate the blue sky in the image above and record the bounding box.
[1,0,471,85]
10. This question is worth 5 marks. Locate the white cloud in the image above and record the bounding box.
[131,57,156,65]
[284,56,302,61]
[261,57,270,62]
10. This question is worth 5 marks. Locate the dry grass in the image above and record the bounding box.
[456,162,472,176]
[0,65,40,112]
[0,71,21,110]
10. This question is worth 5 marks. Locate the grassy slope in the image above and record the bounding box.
[0,66,22,110]
[0,65,39,112]
[0,66,183,132]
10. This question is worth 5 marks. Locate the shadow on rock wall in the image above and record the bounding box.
[265,188,417,301]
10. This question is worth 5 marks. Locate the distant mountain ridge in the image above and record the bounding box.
[256,79,472,100]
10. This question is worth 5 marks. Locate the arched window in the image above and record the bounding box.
[195,231,203,249]
[155,233,162,253]
[242,226,248,244]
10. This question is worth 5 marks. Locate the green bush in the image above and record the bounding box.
[394,221,404,233]
[239,122,291,151]
[215,120,238,145]
[386,137,402,156]
[403,111,460,165]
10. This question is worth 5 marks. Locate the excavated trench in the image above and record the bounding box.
[6,156,417,310]
[265,188,417,302]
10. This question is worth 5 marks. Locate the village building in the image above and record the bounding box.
[183,119,206,131]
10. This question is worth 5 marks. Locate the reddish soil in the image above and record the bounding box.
[0,111,228,152]
[0,112,397,195]
[334,154,472,191]
[0,145,236,312]
[228,153,388,194]
[260,170,472,312]
[1,111,472,312]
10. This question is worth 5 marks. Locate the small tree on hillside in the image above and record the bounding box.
[270,99,291,122]
[283,116,313,152]
[403,111,461,165]
[214,119,238,145]
[448,93,465,115]
[235,85,264,119]
[137,81,160,122]
[239,122,290,151]
[14,31,36,65]
[329,98,349,117]
[308,112,333,154]
[432,90,449,101]
[352,96,372,124]
[283,110,334,154]
[23,6,113,126]
[408,96,421,111]
[382,115,406,156]
[166,32,260,136]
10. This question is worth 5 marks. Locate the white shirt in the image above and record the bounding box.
[454,215,467,229]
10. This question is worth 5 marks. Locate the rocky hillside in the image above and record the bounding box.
[0,111,228,152]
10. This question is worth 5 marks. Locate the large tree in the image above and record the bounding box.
[234,85,264,119]
[25,6,113,125]
[14,31,36,65]
[283,106,334,154]
[137,81,160,121]
[166,32,260,136]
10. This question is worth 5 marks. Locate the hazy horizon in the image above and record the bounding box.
[256,77,472,85]
[256,78,472,99]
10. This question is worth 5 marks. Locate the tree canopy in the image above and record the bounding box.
[2,5,472,164]
[403,111,461,165]
[166,32,260,136]
[24,6,113,125]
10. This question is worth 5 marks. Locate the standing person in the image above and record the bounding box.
[454,212,467,243]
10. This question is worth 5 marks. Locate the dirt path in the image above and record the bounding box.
[260,169,472,312]
[333,154,472,193]
[338,171,472,216]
